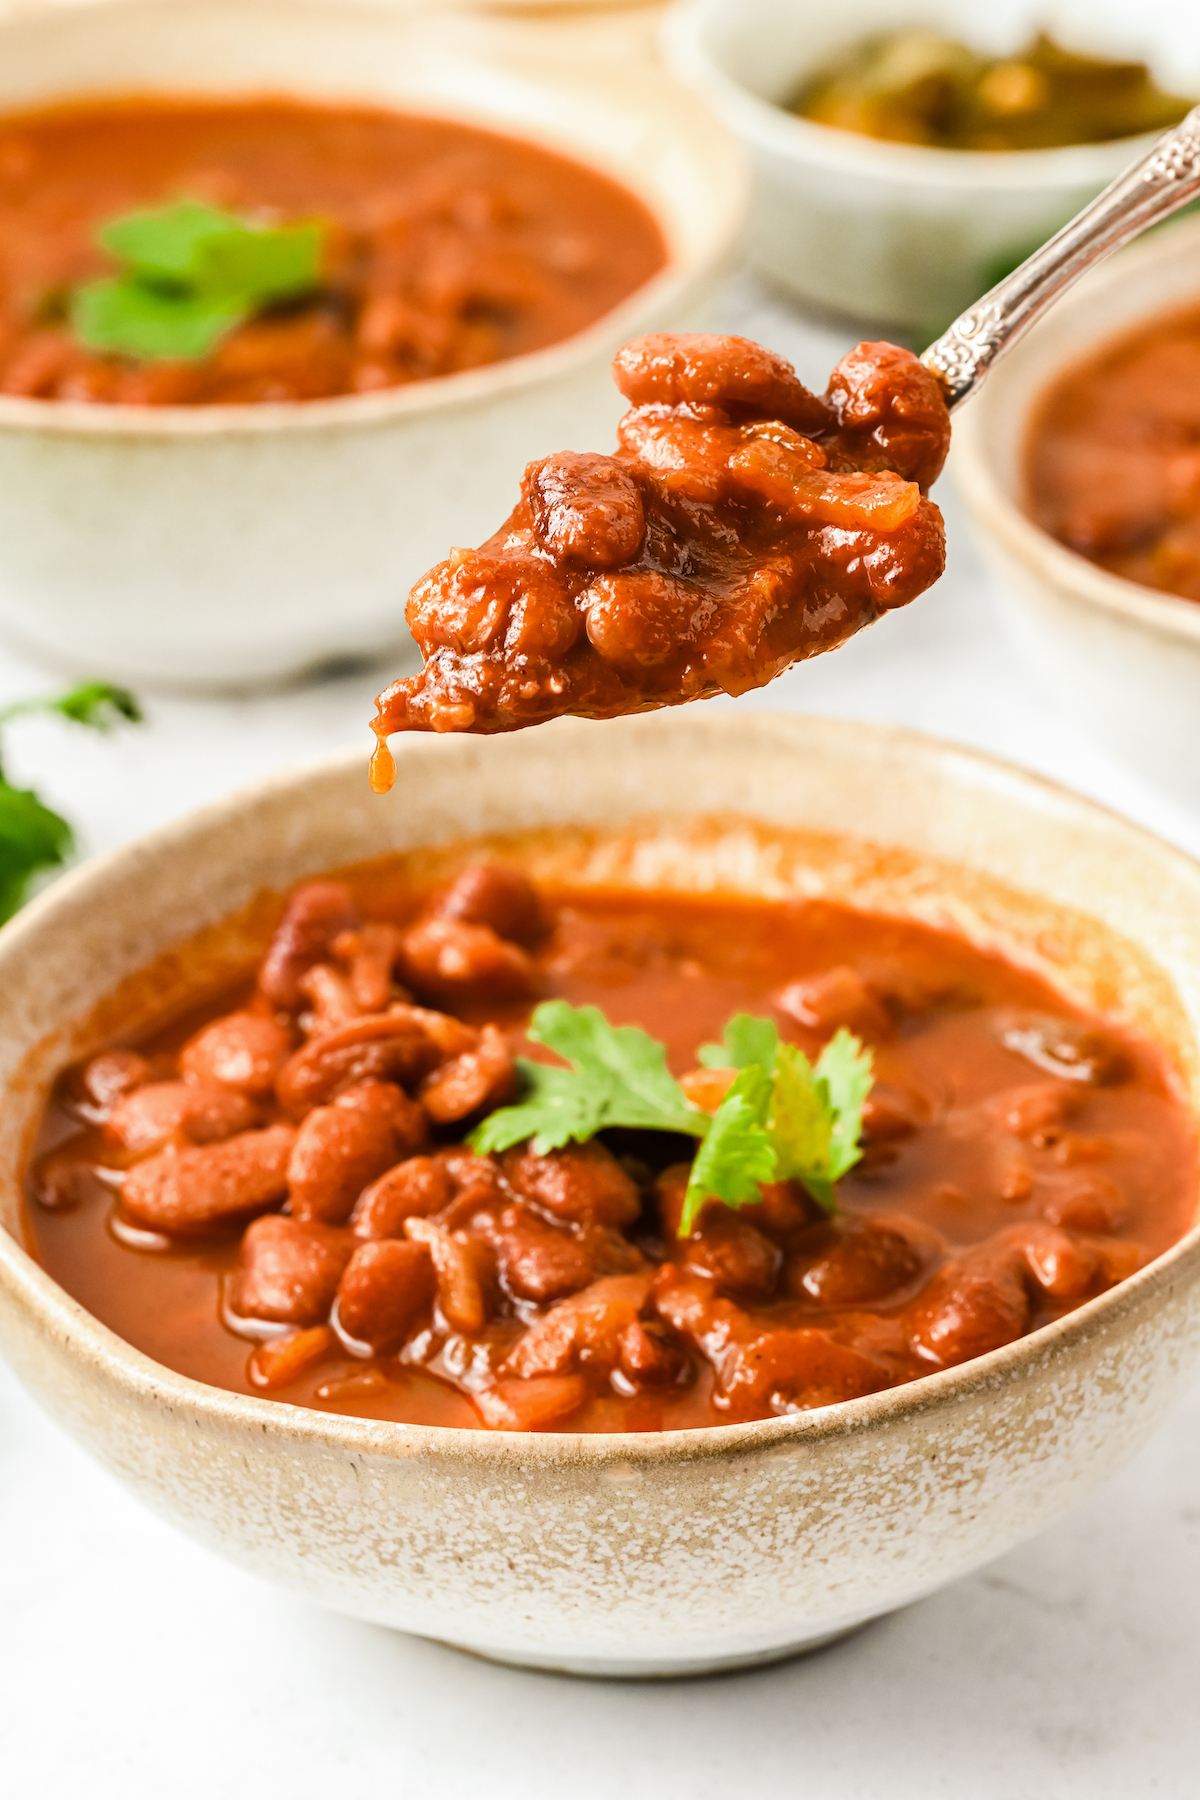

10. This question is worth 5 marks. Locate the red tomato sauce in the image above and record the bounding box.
[24,865,1197,1433]
[1028,300,1200,601]
[0,98,666,405]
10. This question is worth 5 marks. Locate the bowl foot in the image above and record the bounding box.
[428,1618,876,1681]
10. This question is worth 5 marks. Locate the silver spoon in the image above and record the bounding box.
[921,103,1200,409]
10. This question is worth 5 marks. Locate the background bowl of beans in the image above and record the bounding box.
[952,212,1200,806]
[663,0,1200,334]
[0,0,746,690]
[1,711,1199,1676]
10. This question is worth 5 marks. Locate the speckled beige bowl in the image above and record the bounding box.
[0,0,744,690]
[952,212,1200,807]
[1,712,1199,1677]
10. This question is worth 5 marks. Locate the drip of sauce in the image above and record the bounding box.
[369,716,396,795]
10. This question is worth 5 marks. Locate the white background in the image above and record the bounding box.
[2,271,1199,1796]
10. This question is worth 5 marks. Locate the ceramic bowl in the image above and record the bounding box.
[0,0,745,691]
[1,711,1199,1677]
[952,212,1200,807]
[663,0,1200,332]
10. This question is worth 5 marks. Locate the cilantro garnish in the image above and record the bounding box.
[0,682,143,921]
[685,1016,874,1231]
[469,999,873,1235]
[470,1000,706,1156]
[70,200,323,363]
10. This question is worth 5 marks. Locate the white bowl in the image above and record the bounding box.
[663,0,1200,332]
[952,212,1200,807]
[0,0,746,691]
[1,712,1200,1677]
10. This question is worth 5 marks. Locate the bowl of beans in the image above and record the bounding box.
[1,710,1198,1676]
[0,0,745,689]
[664,0,1198,332]
[952,210,1200,804]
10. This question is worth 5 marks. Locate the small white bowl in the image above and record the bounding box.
[953,212,1200,807]
[663,0,1200,331]
[1,712,1200,1676]
[0,0,746,691]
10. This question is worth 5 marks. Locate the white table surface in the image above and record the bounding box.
[3,270,1200,1799]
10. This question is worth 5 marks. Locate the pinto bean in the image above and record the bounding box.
[860,1083,926,1142]
[612,333,830,434]
[122,1124,296,1233]
[618,1319,688,1388]
[404,1216,488,1334]
[298,963,361,1034]
[352,1155,454,1237]
[78,1049,151,1117]
[525,451,645,570]
[503,1140,641,1228]
[288,1081,426,1224]
[683,1211,781,1301]
[490,1204,595,1303]
[429,864,546,946]
[775,966,891,1038]
[473,1375,589,1431]
[504,1273,653,1378]
[907,1256,1030,1368]
[1041,1173,1127,1234]
[335,1239,435,1350]
[231,1214,354,1325]
[988,1082,1076,1142]
[275,1011,442,1119]
[30,1149,105,1213]
[400,917,535,1005]
[582,569,710,673]
[825,341,951,491]
[654,1270,887,1418]
[180,1012,293,1098]
[1007,1222,1098,1300]
[331,922,407,1013]
[258,881,360,1009]
[420,1024,516,1124]
[247,1325,335,1390]
[787,1219,927,1306]
[105,1079,258,1156]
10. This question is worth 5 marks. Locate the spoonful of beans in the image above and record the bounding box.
[370,104,1200,788]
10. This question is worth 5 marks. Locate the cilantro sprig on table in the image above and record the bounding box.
[0,682,142,921]
[70,200,324,363]
[469,1000,874,1235]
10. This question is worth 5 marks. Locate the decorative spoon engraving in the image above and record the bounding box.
[922,105,1200,409]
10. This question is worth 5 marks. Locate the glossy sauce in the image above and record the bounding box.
[372,334,949,745]
[25,876,1196,1433]
[0,98,665,404]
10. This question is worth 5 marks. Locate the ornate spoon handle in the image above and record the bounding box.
[921,104,1200,409]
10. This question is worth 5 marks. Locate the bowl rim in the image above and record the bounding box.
[663,0,1178,191]
[3,717,1200,1468]
[0,0,746,442]
[952,209,1200,647]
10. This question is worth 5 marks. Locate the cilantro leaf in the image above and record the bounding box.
[819,1028,876,1181]
[468,999,705,1156]
[679,1065,776,1234]
[465,1000,875,1236]
[71,200,324,364]
[0,783,73,923]
[0,680,143,922]
[698,1012,779,1071]
[72,278,247,362]
[99,201,247,283]
[0,680,144,733]
[682,1015,875,1229]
